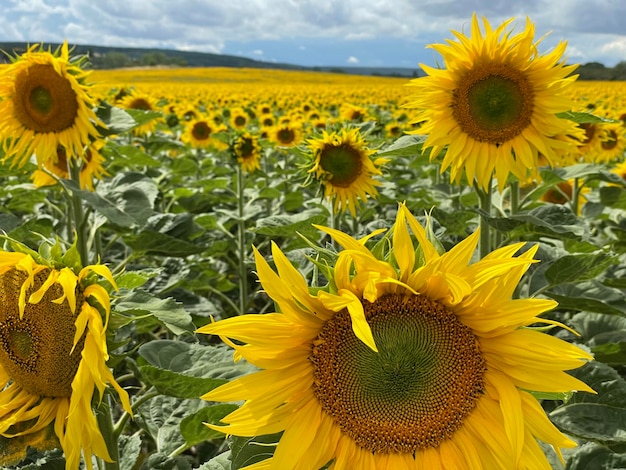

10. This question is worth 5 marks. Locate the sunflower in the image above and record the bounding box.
[404,14,583,192]
[0,250,131,469]
[306,127,386,216]
[269,123,303,148]
[199,204,593,470]
[232,131,262,173]
[119,90,160,135]
[181,117,225,149]
[31,141,108,191]
[596,123,626,163]
[539,179,589,215]
[229,107,249,130]
[0,42,103,169]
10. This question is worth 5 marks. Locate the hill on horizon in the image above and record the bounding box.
[0,41,422,78]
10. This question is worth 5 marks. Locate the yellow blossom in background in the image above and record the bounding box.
[198,204,593,470]
[0,42,104,168]
[404,14,584,191]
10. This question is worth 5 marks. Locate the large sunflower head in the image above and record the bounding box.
[0,42,104,169]
[198,204,593,469]
[0,245,131,469]
[305,127,387,216]
[404,14,584,192]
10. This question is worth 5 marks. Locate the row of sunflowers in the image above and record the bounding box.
[1,13,626,470]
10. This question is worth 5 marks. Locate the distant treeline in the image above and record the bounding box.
[0,42,623,80]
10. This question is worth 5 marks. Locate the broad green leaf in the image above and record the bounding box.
[375,134,427,157]
[546,281,626,316]
[138,395,205,456]
[115,269,161,289]
[180,404,239,445]
[124,230,205,257]
[544,253,615,286]
[556,111,619,124]
[139,364,228,398]
[138,340,255,380]
[255,209,327,237]
[600,186,626,209]
[565,442,626,470]
[139,452,192,470]
[115,290,195,335]
[551,362,626,445]
[229,433,281,470]
[196,451,232,470]
[119,434,142,470]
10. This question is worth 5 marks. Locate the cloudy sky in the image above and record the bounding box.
[1,0,625,68]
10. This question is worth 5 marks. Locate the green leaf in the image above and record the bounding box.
[180,404,239,445]
[375,134,427,157]
[139,452,192,470]
[196,451,232,470]
[229,433,281,470]
[138,340,256,381]
[115,269,161,289]
[139,364,228,398]
[255,209,327,237]
[544,253,616,286]
[547,281,626,315]
[600,186,626,209]
[124,230,205,257]
[119,434,143,470]
[551,362,626,445]
[138,395,205,456]
[115,290,195,335]
[565,442,626,470]
[556,111,619,124]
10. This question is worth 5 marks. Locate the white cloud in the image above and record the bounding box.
[347,56,359,64]
[0,0,623,66]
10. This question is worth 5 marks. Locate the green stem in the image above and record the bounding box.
[571,177,581,216]
[236,166,248,315]
[113,389,159,439]
[68,162,89,265]
[509,180,520,215]
[96,395,120,470]
[476,181,493,259]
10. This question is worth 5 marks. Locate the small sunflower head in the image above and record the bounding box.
[231,131,262,173]
[305,127,386,216]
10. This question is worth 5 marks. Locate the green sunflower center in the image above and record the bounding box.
[453,63,534,144]
[0,268,85,398]
[318,144,363,188]
[13,63,79,133]
[310,294,486,454]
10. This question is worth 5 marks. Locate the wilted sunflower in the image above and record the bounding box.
[199,204,593,469]
[404,14,583,191]
[306,127,386,216]
[0,250,131,469]
[0,42,103,168]
[232,131,262,173]
[31,142,108,191]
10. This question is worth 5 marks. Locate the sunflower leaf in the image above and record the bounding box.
[544,253,616,286]
[139,364,228,398]
[375,134,427,157]
[115,290,195,335]
[556,111,620,124]
[229,433,281,470]
[196,451,232,470]
[550,362,626,445]
[180,404,239,446]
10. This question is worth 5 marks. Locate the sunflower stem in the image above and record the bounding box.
[236,165,248,315]
[571,177,581,216]
[476,181,493,258]
[68,161,89,265]
[96,395,120,470]
[509,180,520,215]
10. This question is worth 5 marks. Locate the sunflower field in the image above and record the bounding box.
[1,14,626,470]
